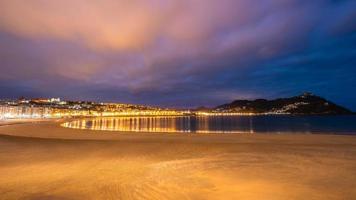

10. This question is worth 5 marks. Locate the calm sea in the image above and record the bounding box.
[62,115,356,135]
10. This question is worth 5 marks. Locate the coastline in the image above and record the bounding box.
[0,120,355,200]
[0,118,56,126]
[1,118,355,140]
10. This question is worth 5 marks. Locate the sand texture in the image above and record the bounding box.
[0,120,355,200]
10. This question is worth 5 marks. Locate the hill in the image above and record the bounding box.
[215,93,352,114]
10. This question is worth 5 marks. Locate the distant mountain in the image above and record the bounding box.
[215,93,352,115]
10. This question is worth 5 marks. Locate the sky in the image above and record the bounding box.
[0,0,355,110]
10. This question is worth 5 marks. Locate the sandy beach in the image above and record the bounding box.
[0,119,355,200]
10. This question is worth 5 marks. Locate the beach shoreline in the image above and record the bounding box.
[0,120,355,200]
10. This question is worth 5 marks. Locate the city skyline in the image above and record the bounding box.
[1,0,355,110]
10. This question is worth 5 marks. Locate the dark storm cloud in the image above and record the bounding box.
[0,0,355,109]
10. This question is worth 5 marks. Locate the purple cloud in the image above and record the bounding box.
[0,0,355,109]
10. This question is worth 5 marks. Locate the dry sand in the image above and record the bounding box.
[0,120,355,200]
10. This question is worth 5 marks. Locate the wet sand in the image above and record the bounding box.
[0,120,355,200]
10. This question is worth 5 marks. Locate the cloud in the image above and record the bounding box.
[0,0,355,109]
[0,0,166,50]
[0,0,332,51]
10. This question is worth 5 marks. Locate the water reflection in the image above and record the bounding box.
[62,116,255,133]
[61,115,356,134]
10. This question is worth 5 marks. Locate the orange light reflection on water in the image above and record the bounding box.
[62,116,188,133]
[62,116,255,134]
